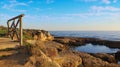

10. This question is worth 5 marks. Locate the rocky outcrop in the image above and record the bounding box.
[24,45,60,67]
[24,41,82,67]
[54,37,86,46]
[115,51,120,61]
[58,51,82,67]
[74,52,120,67]
[91,53,117,63]
[24,39,120,67]
[22,30,120,67]
[54,37,120,48]
[33,30,54,41]
[23,29,54,41]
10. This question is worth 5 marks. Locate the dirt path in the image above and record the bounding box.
[0,38,19,50]
[0,37,28,67]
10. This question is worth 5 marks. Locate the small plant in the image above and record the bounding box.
[0,26,7,37]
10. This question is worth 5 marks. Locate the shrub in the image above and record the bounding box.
[0,26,7,37]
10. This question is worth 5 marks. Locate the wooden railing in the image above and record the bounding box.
[7,14,24,46]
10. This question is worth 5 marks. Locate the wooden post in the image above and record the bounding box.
[19,17,23,46]
[7,21,10,37]
[7,14,24,46]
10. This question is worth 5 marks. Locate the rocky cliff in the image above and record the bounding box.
[23,30,120,67]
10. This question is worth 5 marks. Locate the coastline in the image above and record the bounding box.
[54,36,120,65]
[24,30,120,66]
[0,27,120,66]
[54,36,120,48]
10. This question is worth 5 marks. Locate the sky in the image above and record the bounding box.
[0,0,120,31]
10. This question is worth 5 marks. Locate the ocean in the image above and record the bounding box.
[50,31,120,41]
[50,31,120,53]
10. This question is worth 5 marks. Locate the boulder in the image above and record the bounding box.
[115,51,120,61]
[46,47,59,58]
[24,42,60,67]
[52,50,82,67]
[92,53,117,63]
[60,54,82,67]
[74,52,120,67]
[33,30,54,41]
[25,40,83,67]
[54,37,86,46]
[25,51,60,67]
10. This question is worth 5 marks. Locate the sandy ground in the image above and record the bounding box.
[0,38,19,49]
[0,37,27,67]
[0,51,29,67]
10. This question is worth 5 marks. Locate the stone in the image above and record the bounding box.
[54,37,86,46]
[24,36,120,67]
[33,30,54,41]
[74,52,120,67]
[92,53,117,63]
[60,55,82,67]
[25,54,60,67]
[24,43,60,67]
[45,47,59,57]
[115,51,120,61]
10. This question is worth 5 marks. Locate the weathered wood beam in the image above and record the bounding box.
[7,14,24,46]
[19,17,23,46]
[8,14,24,21]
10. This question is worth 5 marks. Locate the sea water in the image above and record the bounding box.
[50,31,120,53]
[51,31,120,64]
[74,43,119,53]
[118,61,120,64]
[50,31,120,41]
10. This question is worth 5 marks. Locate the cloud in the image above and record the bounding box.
[12,9,27,12]
[46,0,54,4]
[35,8,42,11]
[91,6,120,12]
[75,0,97,2]
[0,14,13,26]
[113,0,118,3]
[2,3,28,9]
[64,6,120,18]
[2,0,28,12]
[0,14,11,20]
[102,0,110,4]
[75,0,118,4]
[101,0,118,4]
[28,0,33,4]
[9,0,17,3]
[2,4,27,12]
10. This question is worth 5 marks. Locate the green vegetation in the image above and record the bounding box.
[23,33,33,40]
[0,26,7,37]
[0,26,34,40]
[23,29,37,40]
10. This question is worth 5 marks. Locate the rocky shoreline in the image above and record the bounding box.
[0,26,120,67]
[24,30,120,67]
[54,37,120,48]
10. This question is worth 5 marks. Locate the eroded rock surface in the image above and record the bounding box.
[91,53,117,63]
[33,30,54,41]
[54,37,120,48]
[74,52,120,67]
[115,51,120,61]
[25,41,82,67]
[24,31,120,67]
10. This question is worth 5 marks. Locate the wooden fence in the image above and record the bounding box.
[7,14,24,46]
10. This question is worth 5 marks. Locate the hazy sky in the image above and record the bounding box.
[0,0,120,31]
